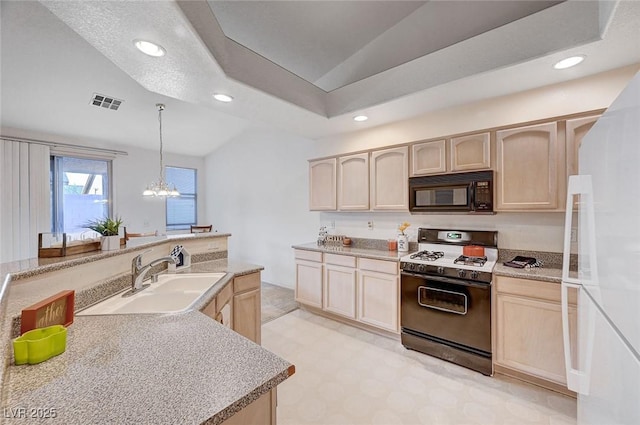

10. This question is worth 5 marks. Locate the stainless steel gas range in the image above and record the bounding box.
[400,228,498,376]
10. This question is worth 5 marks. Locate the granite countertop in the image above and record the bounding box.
[493,263,563,283]
[292,242,406,261]
[4,258,260,326]
[494,249,574,284]
[4,260,294,425]
[295,242,568,283]
[1,233,231,281]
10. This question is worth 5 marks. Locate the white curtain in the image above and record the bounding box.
[0,139,51,262]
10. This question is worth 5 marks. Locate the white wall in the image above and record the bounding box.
[204,65,638,288]
[114,145,205,234]
[0,127,204,241]
[314,65,639,157]
[205,128,319,288]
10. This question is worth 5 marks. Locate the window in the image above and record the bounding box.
[166,166,197,230]
[50,155,112,233]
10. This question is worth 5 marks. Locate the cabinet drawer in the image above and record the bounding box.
[496,276,576,304]
[234,272,261,293]
[324,253,356,267]
[294,249,322,262]
[358,258,398,275]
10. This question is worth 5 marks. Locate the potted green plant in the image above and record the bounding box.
[85,216,123,251]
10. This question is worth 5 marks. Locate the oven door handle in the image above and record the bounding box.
[401,271,490,289]
[417,286,468,315]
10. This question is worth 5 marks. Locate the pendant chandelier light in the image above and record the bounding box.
[143,103,180,198]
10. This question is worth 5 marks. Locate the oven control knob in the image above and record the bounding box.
[400,262,407,270]
[418,264,427,273]
[457,269,466,278]
[470,271,479,279]
[437,267,444,274]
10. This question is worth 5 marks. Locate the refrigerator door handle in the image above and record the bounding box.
[561,281,593,394]
[562,175,599,286]
[562,175,597,394]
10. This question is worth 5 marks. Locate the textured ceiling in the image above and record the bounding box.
[1,1,640,157]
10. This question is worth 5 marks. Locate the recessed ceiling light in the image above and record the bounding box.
[134,39,166,57]
[353,115,368,122]
[213,93,234,103]
[553,55,585,70]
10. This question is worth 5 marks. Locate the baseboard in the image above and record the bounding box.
[298,305,401,341]
[494,364,577,398]
[261,281,295,290]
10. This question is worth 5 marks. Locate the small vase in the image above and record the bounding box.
[397,234,409,252]
[101,235,121,251]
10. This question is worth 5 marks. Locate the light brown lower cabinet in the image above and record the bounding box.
[323,253,358,319]
[201,273,275,424]
[494,276,577,395]
[295,249,399,334]
[233,272,262,344]
[221,388,277,425]
[294,250,323,308]
[357,258,399,332]
[202,272,261,345]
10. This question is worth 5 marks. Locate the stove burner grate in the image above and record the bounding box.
[454,255,488,267]
[409,251,445,261]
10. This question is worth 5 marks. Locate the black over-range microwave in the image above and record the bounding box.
[408,170,494,214]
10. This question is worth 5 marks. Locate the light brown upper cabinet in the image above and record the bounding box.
[370,146,409,210]
[450,132,491,172]
[566,115,600,178]
[309,158,337,211]
[410,140,446,176]
[496,122,563,211]
[338,153,370,210]
[411,133,490,176]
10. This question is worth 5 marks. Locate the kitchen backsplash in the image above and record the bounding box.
[320,211,569,253]
[346,237,418,252]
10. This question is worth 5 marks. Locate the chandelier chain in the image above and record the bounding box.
[142,103,179,198]
[158,104,164,183]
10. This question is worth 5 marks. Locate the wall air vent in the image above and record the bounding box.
[90,93,123,111]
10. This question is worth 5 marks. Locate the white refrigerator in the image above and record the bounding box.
[562,71,640,425]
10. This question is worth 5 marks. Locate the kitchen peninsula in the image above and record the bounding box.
[1,233,295,424]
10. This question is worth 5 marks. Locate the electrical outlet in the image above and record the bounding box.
[329,220,335,229]
[367,220,374,230]
[570,228,578,243]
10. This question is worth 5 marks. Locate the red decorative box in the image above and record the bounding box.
[20,290,75,335]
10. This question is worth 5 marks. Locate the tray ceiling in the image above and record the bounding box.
[1,1,639,156]
[208,1,562,91]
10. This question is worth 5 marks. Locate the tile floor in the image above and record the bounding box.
[261,282,299,324]
[262,309,577,425]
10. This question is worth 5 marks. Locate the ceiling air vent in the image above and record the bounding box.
[90,93,123,111]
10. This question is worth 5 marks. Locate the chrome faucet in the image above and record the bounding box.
[125,251,176,296]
